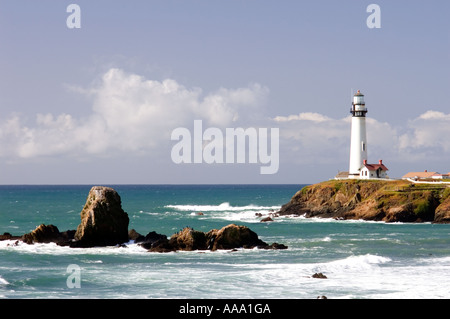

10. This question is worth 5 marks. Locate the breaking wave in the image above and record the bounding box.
[165,202,281,223]
[0,276,9,285]
[165,202,280,212]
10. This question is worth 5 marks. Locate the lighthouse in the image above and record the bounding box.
[334,90,389,180]
[348,90,368,178]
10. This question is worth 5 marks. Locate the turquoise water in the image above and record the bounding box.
[1,185,450,299]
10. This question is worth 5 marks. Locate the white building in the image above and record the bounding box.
[359,160,389,179]
[402,171,450,180]
[348,90,368,178]
[343,90,389,180]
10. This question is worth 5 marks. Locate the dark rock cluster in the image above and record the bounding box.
[1,186,288,252]
[130,224,287,253]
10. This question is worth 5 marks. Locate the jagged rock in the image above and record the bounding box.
[21,224,75,245]
[260,217,273,222]
[128,229,145,242]
[22,224,61,244]
[312,272,327,279]
[168,227,207,251]
[146,240,173,253]
[72,186,129,247]
[0,232,16,241]
[434,194,450,223]
[206,224,267,251]
[145,224,288,253]
[264,242,288,250]
[146,228,207,252]
[140,231,169,251]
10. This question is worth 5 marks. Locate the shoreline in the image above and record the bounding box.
[276,179,450,224]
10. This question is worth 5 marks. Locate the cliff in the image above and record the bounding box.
[277,180,450,223]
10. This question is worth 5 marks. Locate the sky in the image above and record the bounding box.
[0,0,449,184]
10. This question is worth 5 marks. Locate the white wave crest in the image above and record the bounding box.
[0,276,9,285]
[315,254,392,275]
[166,202,280,212]
[0,240,148,256]
[165,202,281,223]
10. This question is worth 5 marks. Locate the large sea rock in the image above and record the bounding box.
[277,180,450,223]
[72,186,130,247]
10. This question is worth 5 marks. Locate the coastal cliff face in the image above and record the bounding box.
[277,180,450,223]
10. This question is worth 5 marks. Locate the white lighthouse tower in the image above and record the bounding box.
[348,90,368,178]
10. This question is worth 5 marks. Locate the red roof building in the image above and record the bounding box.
[402,170,437,180]
[359,160,389,179]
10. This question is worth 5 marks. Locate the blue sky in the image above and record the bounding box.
[0,0,449,184]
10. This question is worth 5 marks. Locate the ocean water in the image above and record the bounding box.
[0,184,449,299]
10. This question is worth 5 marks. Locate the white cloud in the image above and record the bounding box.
[1,67,448,174]
[399,110,450,154]
[271,109,450,167]
[418,110,450,121]
[365,117,400,160]
[271,112,399,166]
[272,113,349,165]
[274,112,332,123]
[0,68,269,159]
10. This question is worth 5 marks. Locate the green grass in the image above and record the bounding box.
[413,199,433,218]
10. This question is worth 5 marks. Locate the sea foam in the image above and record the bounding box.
[0,276,9,285]
[166,202,280,212]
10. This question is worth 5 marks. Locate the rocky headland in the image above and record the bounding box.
[276,179,450,223]
[0,186,287,251]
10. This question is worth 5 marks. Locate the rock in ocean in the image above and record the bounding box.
[71,186,130,247]
[21,224,74,245]
[1,187,289,251]
[206,224,267,251]
[146,224,288,252]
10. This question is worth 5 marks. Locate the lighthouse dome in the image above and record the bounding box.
[353,90,365,107]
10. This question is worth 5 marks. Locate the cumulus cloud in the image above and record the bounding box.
[274,112,332,123]
[0,68,269,159]
[1,67,448,172]
[273,112,350,164]
[272,112,400,166]
[272,109,450,167]
[399,110,450,157]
